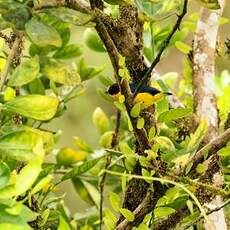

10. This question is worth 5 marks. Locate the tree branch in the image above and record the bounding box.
[184,128,230,174]
[133,0,188,96]
[99,110,121,230]
[184,199,230,230]
[0,32,23,91]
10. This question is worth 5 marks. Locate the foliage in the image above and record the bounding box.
[0,0,229,230]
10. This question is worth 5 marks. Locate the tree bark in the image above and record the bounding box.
[192,1,227,229]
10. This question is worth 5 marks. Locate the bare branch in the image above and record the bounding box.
[184,199,230,230]
[33,0,91,14]
[99,110,121,230]
[0,32,23,91]
[184,128,230,174]
[133,0,188,96]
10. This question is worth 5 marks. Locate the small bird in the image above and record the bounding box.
[106,82,172,108]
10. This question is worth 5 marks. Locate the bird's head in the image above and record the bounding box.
[106,83,120,95]
[106,83,121,100]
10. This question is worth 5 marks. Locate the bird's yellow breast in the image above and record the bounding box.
[134,92,164,108]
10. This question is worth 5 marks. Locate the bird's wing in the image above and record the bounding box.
[130,83,161,96]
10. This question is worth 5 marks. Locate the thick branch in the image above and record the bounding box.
[134,0,188,96]
[116,191,154,230]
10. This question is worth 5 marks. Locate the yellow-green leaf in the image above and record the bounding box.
[26,18,62,47]
[3,87,16,101]
[109,192,120,211]
[31,175,53,195]
[119,208,134,221]
[8,56,40,86]
[99,131,114,148]
[42,59,80,85]
[0,131,44,162]
[73,136,93,152]
[15,158,43,196]
[175,41,192,54]
[92,107,110,134]
[58,216,71,230]
[84,28,106,52]
[131,103,141,118]
[4,95,59,121]
[137,117,145,129]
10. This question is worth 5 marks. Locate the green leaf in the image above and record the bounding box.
[187,200,194,214]
[8,56,40,86]
[28,78,45,95]
[104,0,123,5]
[119,142,133,155]
[77,58,105,81]
[42,59,80,85]
[196,163,207,174]
[119,208,134,221]
[121,171,127,193]
[25,18,62,47]
[84,28,106,52]
[61,156,104,181]
[73,136,93,153]
[97,88,113,103]
[0,223,31,230]
[0,185,15,199]
[148,127,156,141]
[154,207,176,218]
[131,103,141,118]
[187,118,208,153]
[25,127,55,154]
[92,107,110,134]
[99,131,114,148]
[155,136,175,152]
[0,160,10,189]
[82,180,100,207]
[158,108,192,123]
[0,130,44,162]
[4,95,59,121]
[3,87,16,101]
[30,175,53,195]
[58,216,71,230]
[72,177,94,205]
[109,192,120,211]
[219,17,229,25]
[44,7,92,25]
[1,4,31,30]
[15,157,42,196]
[217,144,230,157]
[104,209,117,230]
[53,44,82,59]
[175,41,192,54]
[98,75,114,86]
[195,0,220,9]
[137,117,145,129]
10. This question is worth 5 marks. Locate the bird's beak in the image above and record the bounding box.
[105,90,108,94]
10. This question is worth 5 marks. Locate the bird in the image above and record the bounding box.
[106,82,172,108]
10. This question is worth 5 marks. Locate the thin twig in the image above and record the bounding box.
[99,110,121,230]
[133,0,188,96]
[183,199,230,230]
[0,32,23,91]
